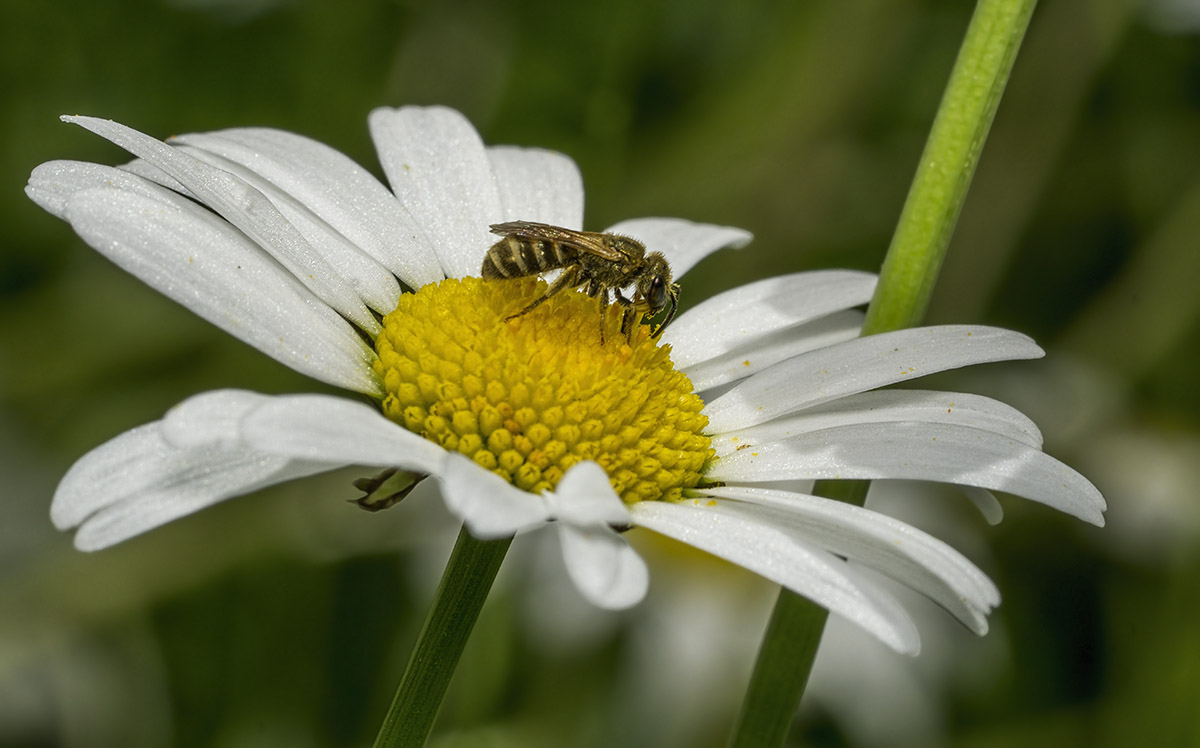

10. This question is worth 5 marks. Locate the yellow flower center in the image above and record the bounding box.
[373,277,713,503]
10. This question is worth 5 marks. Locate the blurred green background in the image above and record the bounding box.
[2,0,1198,746]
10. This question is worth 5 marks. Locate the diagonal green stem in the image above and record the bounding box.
[372,525,512,748]
[727,1,1038,745]
[863,0,1038,336]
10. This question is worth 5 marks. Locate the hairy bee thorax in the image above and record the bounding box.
[373,277,714,502]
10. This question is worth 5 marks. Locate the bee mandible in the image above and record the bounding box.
[480,220,680,341]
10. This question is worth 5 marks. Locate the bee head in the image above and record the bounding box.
[640,253,681,337]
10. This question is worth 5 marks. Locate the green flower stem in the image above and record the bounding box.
[862,0,1038,336]
[727,480,868,748]
[372,526,513,748]
[726,590,826,748]
[728,1,1037,746]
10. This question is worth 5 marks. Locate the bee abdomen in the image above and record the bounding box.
[480,248,506,278]
[481,236,572,278]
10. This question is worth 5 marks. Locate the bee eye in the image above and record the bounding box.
[648,276,667,310]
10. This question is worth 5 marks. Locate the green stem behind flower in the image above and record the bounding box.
[862,0,1038,336]
[728,1,1037,745]
[728,480,867,748]
[372,526,512,748]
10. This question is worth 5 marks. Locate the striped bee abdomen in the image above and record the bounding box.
[481,236,574,279]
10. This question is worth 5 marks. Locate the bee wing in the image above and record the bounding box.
[489,221,631,261]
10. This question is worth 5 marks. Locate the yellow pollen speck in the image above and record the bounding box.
[373,277,714,504]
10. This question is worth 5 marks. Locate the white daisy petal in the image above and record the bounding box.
[683,310,864,392]
[703,325,1044,434]
[439,454,552,538]
[161,389,272,448]
[602,217,752,279]
[696,488,999,633]
[175,143,400,320]
[63,115,378,331]
[707,422,1106,525]
[72,458,335,552]
[238,394,445,473]
[960,486,1005,525]
[61,186,382,395]
[544,461,632,526]
[117,157,191,195]
[556,523,649,610]
[369,106,504,279]
[52,422,172,529]
[169,128,443,289]
[663,270,878,368]
[488,146,584,229]
[26,160,176,218]
[630,500,920,653]
[53,422,337,550]
[713,390,1044,457]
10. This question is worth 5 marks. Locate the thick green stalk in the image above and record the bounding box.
[727,1,1038,745]
[372,526,512,748]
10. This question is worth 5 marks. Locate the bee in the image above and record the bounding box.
[481,220,680,340]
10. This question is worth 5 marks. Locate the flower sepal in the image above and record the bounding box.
[350,467,427,512]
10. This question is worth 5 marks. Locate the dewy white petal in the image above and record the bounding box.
[53,421,338,550]
[697,488,999,633]
[238,394,445,473]
[62,115,378,332]
[176,144,399,321]
[53,422,167,529]
[543,461,632,526]
[556,523,649,610]
[684,310,864,393]
[488,146,584,230]
[170,128,444,289]
[603,217,752,279]
[708,422,1107,525]
[630,500,920,653]
[663,270,878,369]
[439,454,552,538]
[369,106,504,280]
[703,326,1044,434]
[62,186,382,396]
[712,390,1044,457]
[161,389,272,448]
[118,158,192,196]
[27,161,176,218]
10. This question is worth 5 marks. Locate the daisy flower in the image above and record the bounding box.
[26,105,1104,653]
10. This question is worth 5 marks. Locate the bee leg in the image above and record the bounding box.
[613,290,638,340]
[586,282,609,344]
[504,266,580,321]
